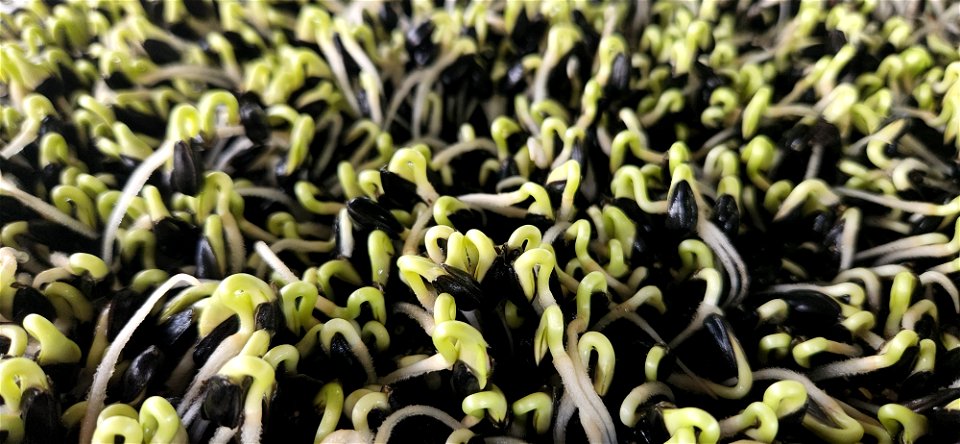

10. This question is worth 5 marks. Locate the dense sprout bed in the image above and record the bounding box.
[1,0,960,443]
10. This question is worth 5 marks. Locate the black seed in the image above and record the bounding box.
[501,59,527,95]
[222,31,261,60]
[12,284,57,323]
[193,315,239,367]
[633,402,670,444]
[357,88,372,118]
[21,388,64,444]
[240,93,270,144]
[605,53,630,97]
[777,291,842,325]
[255,300,282,332]
[202,376,244,428]
[113,106,166,139]
[154,218,200,268]
[406,21,437,67]
[445,208,486,232]
[195,236,222,280]
[904,387,960,412]
[347,197,403,237]
[143,39,180,65]
[450,361,481,398]
[826,30,847,53]
[182,0,211,18]
[434,265,483,311]
[711,195,740,238]
[121,345,164,402]
[674,314,738,382]
[107,288,149,341]
[665,181,698,235]
[378,170,423,209]
[510,11,546,55]
[171,141,203,195]
[157,309,196,353]
[34,75,64,101]
[104,71,134,89]
[379,3,398,30]
[329,334,367,389]
[37,116,64,139]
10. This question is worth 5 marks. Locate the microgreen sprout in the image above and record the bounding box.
[1,2,959,443]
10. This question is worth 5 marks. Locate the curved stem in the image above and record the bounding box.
[81,274,199,444]
[373,405,462,443]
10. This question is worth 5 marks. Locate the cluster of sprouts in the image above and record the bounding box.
[1,0,959,443]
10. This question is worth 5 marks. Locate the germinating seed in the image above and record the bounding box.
[0,1,959,444]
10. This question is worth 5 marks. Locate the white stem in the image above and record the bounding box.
[411,50,463,139]
[385,71,427,129]
[140,65,239,89]
[0,176,98,238]
[210,426,237,444]
[338,209,355,258]
[857,234,948,261]
[373,405,462,443]
[699,220,749,307]
[567,324,616,444]
[668,304,723,348]
[338,33,383,125]
[181,399,204,430]
[241,404,264,444]
[550,347,613,443]
[0,123,38,158]
[836,188,950,215]
[81,274,199,444]
[431,139,498,168]
[553,392,575,443]
[321,429,374,444]
[317,36,361,115]
[177,333,250,418]
[877,244,956,264]
[402,206,434,255]
[255,241,298,283]
[456,194,530,218]
[804,143,824,180]
[103,141,174,264]
[268,238,336,254]
[839,209,861,271]
[753,368,849,418]
[213,138,254,171]
[393,302,436,335]
[380,353,450,384]
[919,271,960,313]
[31,267,74,289]
[222,212,246,273]
[484,437,531,444]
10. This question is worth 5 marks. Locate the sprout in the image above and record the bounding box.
[512,391,554,435]
[1,1,959,442]
[462,385,508,426]
[620,382,674,428]
[22,313,81,364]
[217,355,277,443]
[534,305,617,443]
[662,407,720,444]
[139,396,187,444]
[80,273,200,444]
